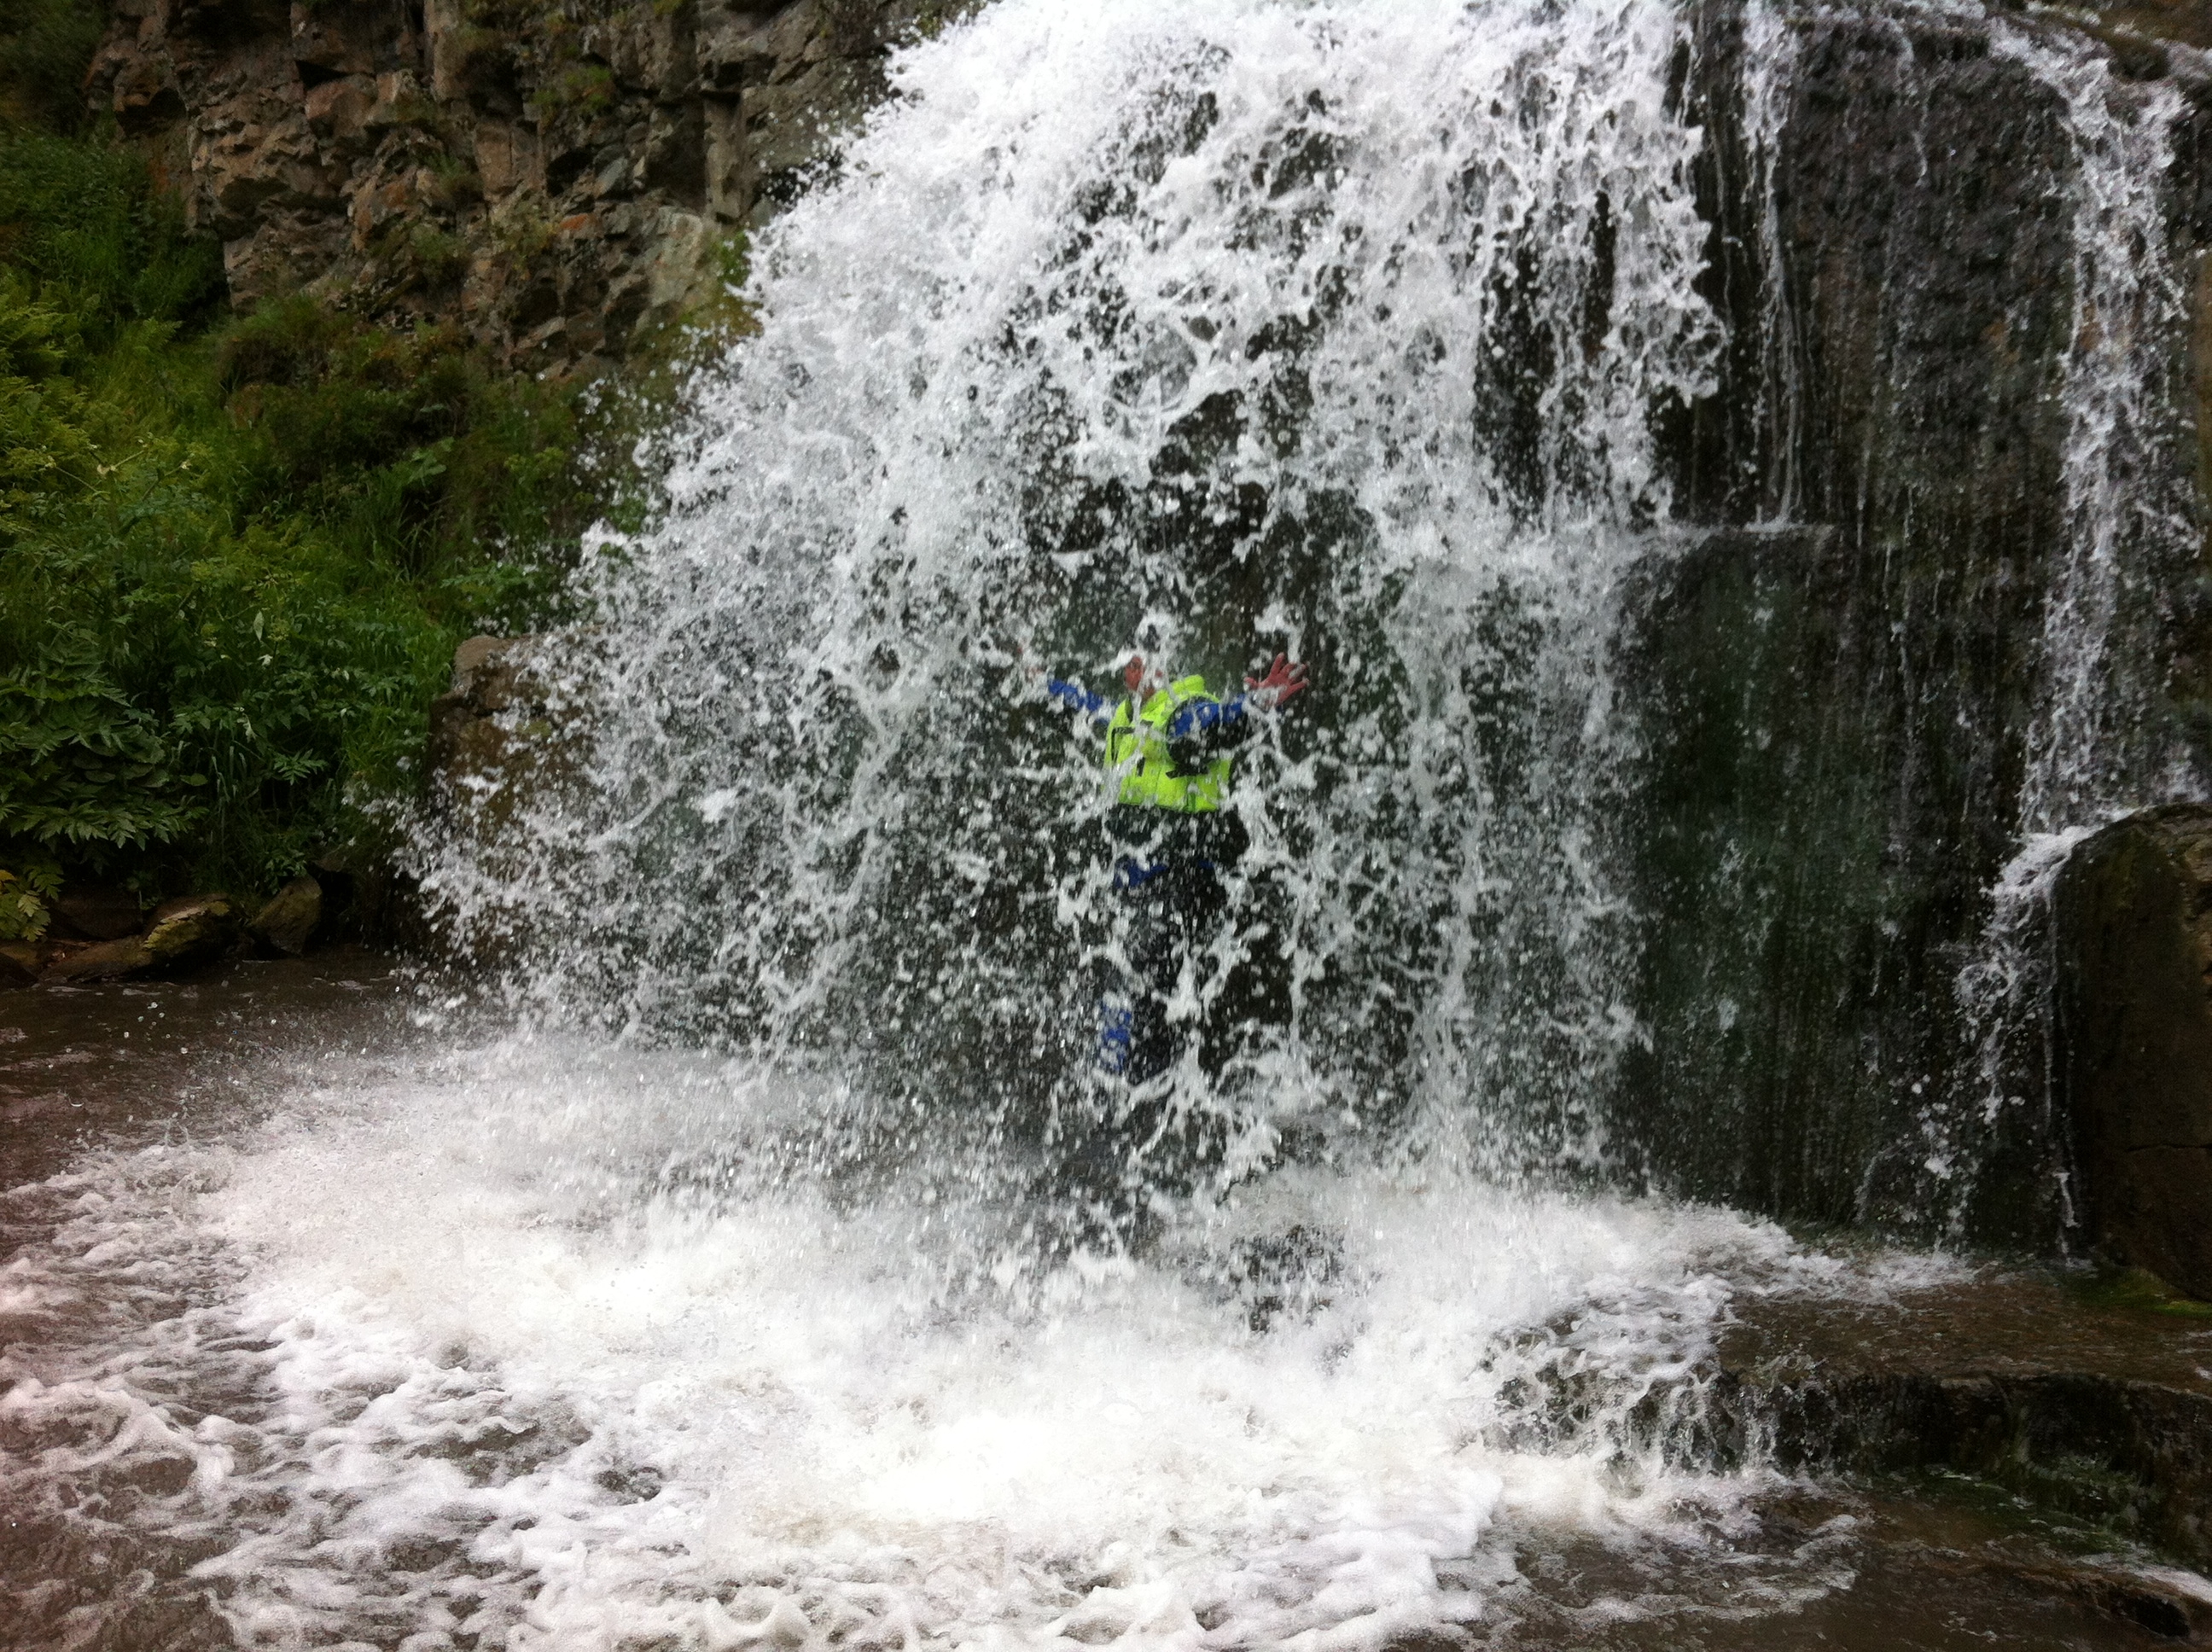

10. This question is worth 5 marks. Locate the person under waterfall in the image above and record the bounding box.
[1030,643,1309,1186]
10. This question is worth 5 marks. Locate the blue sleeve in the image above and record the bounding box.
[1166,694,1249,740]
[1045,677,1111,722]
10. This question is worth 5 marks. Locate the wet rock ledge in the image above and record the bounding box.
[1723,1267,2212,1552]
[1699,1268,2212,1638]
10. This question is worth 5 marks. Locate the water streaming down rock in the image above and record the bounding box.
[423,0,2212,1248]
[1942,17,2203,1242]
[1615,0,2212,1246]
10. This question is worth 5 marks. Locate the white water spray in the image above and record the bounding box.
[422,0,1722,1185]
[0,1038,1944,1650]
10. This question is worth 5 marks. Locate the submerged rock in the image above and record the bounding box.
[2053,803,2212,1301]
[250,877,323,957]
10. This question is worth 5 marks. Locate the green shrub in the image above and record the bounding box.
[0,137,602,899]
[0,128,223,333]
[0,0,108,135]
[0,861,59,941]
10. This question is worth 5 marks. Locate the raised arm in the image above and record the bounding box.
[1163,655,1308,765]
[1044,675,1112,724]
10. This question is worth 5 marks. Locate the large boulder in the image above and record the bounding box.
[143,894,241,969]
[249,875,323,956]
[2052,803,2212,1299]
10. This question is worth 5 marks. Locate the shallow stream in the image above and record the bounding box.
[3,969,2207,1651]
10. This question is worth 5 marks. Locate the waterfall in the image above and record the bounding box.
[1742,0,1806,525]
[1593,0,2208,1244]
[2009,25,2192,838]
[424,0,1723,1191]
[415,0,2212,1243]
[20,4,2212,1647]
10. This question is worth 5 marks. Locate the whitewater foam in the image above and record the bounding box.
[0,1030,1965,1651]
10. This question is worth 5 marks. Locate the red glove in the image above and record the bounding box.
[1244,654,1309,708]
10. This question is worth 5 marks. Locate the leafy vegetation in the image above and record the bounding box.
[0,117,604,906]
[0,0,108,134]
[0,862,58,941]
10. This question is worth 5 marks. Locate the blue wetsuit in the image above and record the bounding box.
[1045,675,1261,1086]
[1044,678,1257,744]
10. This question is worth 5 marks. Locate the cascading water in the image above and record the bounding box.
[1610,0,2212,1247]
[1740,0,1806,526]
[1940,15,2203,1241]
[11,3,2212,1648]
[426,0,1723,1195]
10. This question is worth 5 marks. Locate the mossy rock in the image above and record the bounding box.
[44,935,154,981]
[142,894,239,969]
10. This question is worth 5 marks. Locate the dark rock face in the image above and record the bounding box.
[1607,5,2212,1247]
[48,887,144,943]
[1613,519,2052,1238]
[2053,804,2212,1300]
[1614,515,2072,1242]
[424,632,585,893]
[85,0,975,369]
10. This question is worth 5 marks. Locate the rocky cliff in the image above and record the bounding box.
[84,0,972,372]
[1609,1,2212,1249]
